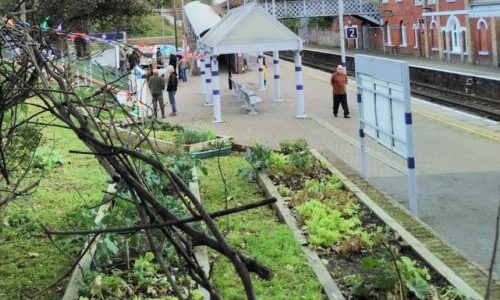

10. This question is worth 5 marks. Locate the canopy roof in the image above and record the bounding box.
[200,4,303,55]
[183,1,221,38]
[468,3,500,17]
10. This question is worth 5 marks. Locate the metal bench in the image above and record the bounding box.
[231,79,262,114]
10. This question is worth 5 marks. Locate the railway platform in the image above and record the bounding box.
[172,57,500,275]
[304,45,500,80]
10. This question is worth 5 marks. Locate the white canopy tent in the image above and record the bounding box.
[183,1,221,100]
[199,4,305,122]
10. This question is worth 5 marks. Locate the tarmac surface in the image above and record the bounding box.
[163,55,500,274]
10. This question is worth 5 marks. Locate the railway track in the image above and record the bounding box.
[278,52,500,121]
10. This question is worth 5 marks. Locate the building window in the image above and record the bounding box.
[400,21,407,46]
[477,18,489,54]
[427,0,436,4]
[386,22,392,45]
[413,23,419,48]
[430,21,438,49]
[442,30,447,51]
[447,16,462,53]
[382,0,388,3]
[415,0,423,5]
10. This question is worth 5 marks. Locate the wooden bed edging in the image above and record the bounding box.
[62,184,116,300]
[256,172,345,300]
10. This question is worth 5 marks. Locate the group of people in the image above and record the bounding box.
[148,65,178,119]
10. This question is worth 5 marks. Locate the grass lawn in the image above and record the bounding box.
[0,116,107,299]
[129,14,174,38]
[197,155,324,300]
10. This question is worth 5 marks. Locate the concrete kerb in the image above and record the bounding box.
[62,184,116,300]
[309,149,484,300]
[256,172,345,300]
[189,167,210,300]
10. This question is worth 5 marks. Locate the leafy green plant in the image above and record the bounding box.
[279,138,308,154]
[297,200,362,247]
[346,254,434,299]
[163,153,207,184]
[33,146,66,170]
[288,151,314,171]
[398,256,431,299]
[174,128,216,145]
[239,144,272,181]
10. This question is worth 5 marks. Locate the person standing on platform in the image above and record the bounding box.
[148,70,165,119]
[330,65,350,118]
[169,53,177,70]
[166,65,178,116]
[119,46,126,72]
[263,61,268,86]
[179,56,187,82]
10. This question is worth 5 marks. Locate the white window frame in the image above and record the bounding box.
[386,23,393,45]
[415,0,423,6]
[413,23,419,49]
[382,0,389,3]
[400,22,408,47]
[427,0,436,4]
[477,18,488,30]
[447,16,462,53]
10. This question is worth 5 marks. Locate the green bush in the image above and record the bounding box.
[174,129,216,145]
[279,138,309,154]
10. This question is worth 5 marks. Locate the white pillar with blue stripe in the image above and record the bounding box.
[272,51,282,101]
[205,52,213,106]
[294,51,306,118]
[211,55,223,123]
[356,92,367,177]
[200,53,207,95]
[258,52,265,91]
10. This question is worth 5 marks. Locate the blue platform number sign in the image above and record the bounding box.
[346,26,358,39]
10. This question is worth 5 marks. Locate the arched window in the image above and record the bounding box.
[447,16,461,53]
[477,18,488,53]
[413,23,419,48]
[386,22,392,45]
[400,21,407,46]
[430,21,438,49]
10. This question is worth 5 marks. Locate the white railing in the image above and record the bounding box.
[256,0,381,24]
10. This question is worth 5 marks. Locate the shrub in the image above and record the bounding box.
[279,138,309,154]
[174,129,216,145]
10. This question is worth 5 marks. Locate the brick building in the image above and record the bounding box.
[380,0,500,66]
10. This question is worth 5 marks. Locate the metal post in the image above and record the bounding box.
[258,52,265,90]
[356,78,367,177]
[272,0,276,16]
[294,51,306,118]
[161,4,165,44]
[338,0,346,67]
[272,51,282,101]
[211,56,223,123]
[173,0,178,52]
[115,44,120,70]
[402,64,418,216]
[205,52,213,106]
[200,53,207,94]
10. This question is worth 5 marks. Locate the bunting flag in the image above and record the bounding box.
[56,23,62,32]
[40,17,50,30]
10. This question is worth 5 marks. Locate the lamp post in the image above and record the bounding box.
[173,0,178,52]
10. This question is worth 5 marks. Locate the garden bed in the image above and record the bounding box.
[240,140,479,299]
[109,120,232,155]
[197,154,325,299]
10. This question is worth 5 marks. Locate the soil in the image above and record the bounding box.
[268,156,457,299]
[269,163,330,191]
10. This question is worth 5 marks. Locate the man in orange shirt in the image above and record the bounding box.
[330,65,350,118]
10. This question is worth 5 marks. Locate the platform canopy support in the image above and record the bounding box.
[211,56,223,123]
[294,51,306,118]
[205,51,213,106]
[258,52,265,90]
[272,51,282,101]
